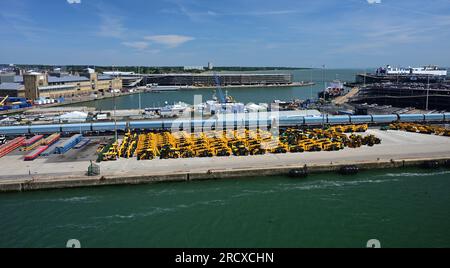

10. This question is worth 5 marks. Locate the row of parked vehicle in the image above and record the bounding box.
[389,123,450,136]
[98,125,382,161]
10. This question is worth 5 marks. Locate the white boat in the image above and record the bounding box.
[146,84,186,92]
[159,102,191,117]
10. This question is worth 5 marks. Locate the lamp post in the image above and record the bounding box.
[113,90,118,142]
[309,65,313,100]
[138,91,142,111]
[322,65,326,128]
[426,75,430,111]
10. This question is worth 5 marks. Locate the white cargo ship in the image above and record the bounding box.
[381,65,447,76]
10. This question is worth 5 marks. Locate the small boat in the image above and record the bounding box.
[318,80,345,100]
[146,84,185,92]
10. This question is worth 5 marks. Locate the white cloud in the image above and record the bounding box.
[98,14,125,38]
[367,0,381,4]
[67,0,81,4]
[144,35,194,47]
[122,41,149,50]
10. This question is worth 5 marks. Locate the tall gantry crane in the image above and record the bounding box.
[214,74,228,113]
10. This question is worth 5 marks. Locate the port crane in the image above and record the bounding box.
[214,74,229,113]
[214,74,226,104]
[0,95,9,106]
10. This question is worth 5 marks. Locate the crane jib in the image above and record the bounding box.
[214,75,226,104]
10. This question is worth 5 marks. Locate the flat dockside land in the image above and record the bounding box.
[0,129,449,192]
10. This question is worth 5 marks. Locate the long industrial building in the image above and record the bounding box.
[143,73,293,87]
[0,68,122,99]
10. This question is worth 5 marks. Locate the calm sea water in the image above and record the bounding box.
[78,69,364,110]
[1,168,449,248]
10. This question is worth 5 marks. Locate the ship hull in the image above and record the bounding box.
[356,74,446,84]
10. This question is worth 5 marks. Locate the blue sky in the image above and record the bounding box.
[0,0,449,68]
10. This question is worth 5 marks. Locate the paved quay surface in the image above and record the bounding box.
[0,130,449,182]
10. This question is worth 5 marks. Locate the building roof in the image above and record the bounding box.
[0,82,24,91]
[98,75,114,80]
[48,76,90,83]
[14,76,23,83]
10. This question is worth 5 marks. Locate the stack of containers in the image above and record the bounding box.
[55,134,83,154]
[24,145,49,161]
[22,135,44,151]
[0,137,26,158]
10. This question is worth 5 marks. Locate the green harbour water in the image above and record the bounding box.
[1,168,449,248]
[77,69,364,110]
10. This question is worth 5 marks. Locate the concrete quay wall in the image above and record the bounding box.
[1,157,449,193]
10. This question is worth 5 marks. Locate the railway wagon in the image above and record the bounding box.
[29,124,61,134]
[371,114,399,123]
[327,115,351,125]
[304,116,327,125]
[424,114,445,122]
[444,113,450,121]
[92,122,127,132]
[61,123,91,133]
[350,115,373,124]
[128,121,163,131]
[0,126,29,135]
[1,113,450,135]
[398,114,425,123]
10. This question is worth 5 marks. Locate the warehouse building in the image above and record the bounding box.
[1,69,122,100]
[0,72,25,97]
[0,82,25,97]
[22,69,122,100]
[143,73,293,87]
